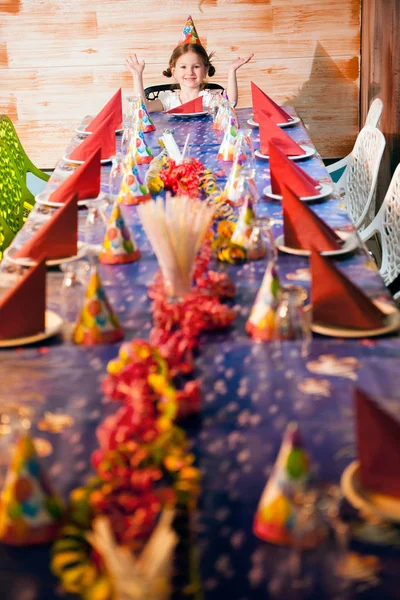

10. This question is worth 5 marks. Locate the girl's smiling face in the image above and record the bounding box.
[172,51,207,89]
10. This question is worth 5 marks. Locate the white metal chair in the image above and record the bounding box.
[359,163,400,299]
[345,125,386,231]
[327,98,384,190]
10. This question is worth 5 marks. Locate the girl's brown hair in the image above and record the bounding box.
[162,43,215,78]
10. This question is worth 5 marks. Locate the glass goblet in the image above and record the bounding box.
[109,153,125,201]
[271,285,311,357]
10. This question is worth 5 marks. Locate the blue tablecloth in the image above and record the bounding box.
[1,108,400,599]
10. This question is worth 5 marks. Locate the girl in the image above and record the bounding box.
[125,43,253,113]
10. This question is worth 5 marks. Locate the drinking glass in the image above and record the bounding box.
[235,129,255,168]
[84,200,108,255]
[271,285,311,357]
[121,126,134,156]
[248,217,276,262]
[60,260,90,323]
[0,404,33,490]
[109,153,125,201]
[207,89,223,120]
[234,167,259,209]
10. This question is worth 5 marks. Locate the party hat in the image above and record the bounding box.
[118,154,151,206]
[246,263,281,340]
[251,82,292,125]
[49,149,101,204]
[137,98,156,133]
[0,260,46,341]
[179,15,201,46]
[217,115,238,162]
[355,388,400,498]
[259,112,305,157]
[253,423,315,546]
[166,97,203,114]
[269,142,320,197]
[86,89,123,133]
[70,113,116,161]
[14,194,78,262]
[128,126,153,165]
[0,435,63,545]
[282,184,342,252]
[99,201,141,265]
[230,197,256,249]
[310,250,386,330]
[73,267,124,345]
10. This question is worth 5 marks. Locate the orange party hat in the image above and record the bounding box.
[99,201,141,265]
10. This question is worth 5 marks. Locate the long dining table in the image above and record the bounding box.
[1,107,400,599]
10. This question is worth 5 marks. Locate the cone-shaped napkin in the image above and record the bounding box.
[231,197,255,249]
[310,250,386,330]
[253,423,314,546]
[99,201,141,265]
[0,435,63,545]
[70,113,116,161]
[282,184,342,252]
[355,388,400,498]
[217,115,239,162]
[0,261,46,340]
[73,267,123,345]
[138,99,156,133]
[269,142,320,197]
[85,89,123,132]
[259,112,305,157]
[166,97,203,114]
[251,82,292,125]
[14,195,78,261]
[48,149,101,204]
[179,15,201,45]
[128,127,153,165]
[246,264,281,340]
[118,154,151,205]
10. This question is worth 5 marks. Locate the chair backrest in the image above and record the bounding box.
[365,98,383,128]
[144,83,224,101]
[345,125,386,231]
[0,148,28,259]
[371,163,400,287]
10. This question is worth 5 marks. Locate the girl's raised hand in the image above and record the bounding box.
[229,53,254,72]
[125,54,145,77]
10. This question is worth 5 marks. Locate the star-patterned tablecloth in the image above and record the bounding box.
[1,108,400,600]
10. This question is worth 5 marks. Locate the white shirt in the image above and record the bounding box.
[158,89,212,112]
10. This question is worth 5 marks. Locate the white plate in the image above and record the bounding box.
[255,145,315,161]
[35,190,106,209]
[275,230,359,257]
[0,310,63,348]
[306,299,400,338]
[247,116,301,129]
[63,153,113,165]
[341,461,400,523]
[167,111,209,118]
[263,183,334,203]
[4,242,87,268]
[75,119,124,136]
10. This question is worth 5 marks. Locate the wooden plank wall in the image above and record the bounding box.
[0,0,360,168]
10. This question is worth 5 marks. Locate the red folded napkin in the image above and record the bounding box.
[251,82,292,125]
[259,111,305,157]
[355,387,400,498]
[310,249,386,329]
[282,183,342,252]
[269,141,320,196]
[166,96,203,114]
[85,88,122,132]
[70,114,116,161]
[0,260,46,340]
[14,194,78,261]
[49,148,101,204]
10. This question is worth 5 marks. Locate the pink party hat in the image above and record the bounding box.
[217,115,239,162]
[99,201,141,265]
[118,154,151,206]
[0,435,63,545]
[246,263,281,340]
[73,267,124,345]
[230,197,256,249]
[179,15,202,46]
[253,423,323,547]
[128,126,153,165]
[137,99,156,133]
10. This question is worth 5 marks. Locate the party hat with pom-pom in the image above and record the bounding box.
[217,115,239,162]
[179,15,201,46]
[0,435,63,545]
[128,126,153,165]
[118,154,151,206]
[246,263,281,340]
[73,267,123,345]
[99,201,141,265]
[253,423,323,547]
